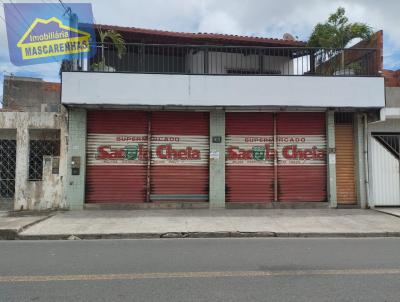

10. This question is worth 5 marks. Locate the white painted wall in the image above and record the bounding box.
[62,72,385,108]
[368,120,400,207]
[370,137,400,206]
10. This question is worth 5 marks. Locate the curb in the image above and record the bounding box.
[0,229,18,240]
[15,231,400,240]
[0,214,55,240]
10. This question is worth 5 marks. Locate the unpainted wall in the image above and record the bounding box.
[0,110,67,210]
[3,76,61,112]
[386,87,400,108]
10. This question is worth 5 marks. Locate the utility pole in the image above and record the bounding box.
[69,12,79,71]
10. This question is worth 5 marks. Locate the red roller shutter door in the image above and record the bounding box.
[226,113,274,202]
[150,112,209,201]
[86,110,148,203]
[276,112,327,202]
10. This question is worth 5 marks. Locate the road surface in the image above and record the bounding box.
[1,238,400,301]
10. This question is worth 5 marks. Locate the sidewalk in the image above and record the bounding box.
[0,212,52,240]
[374,208,400,218]
[2,208,399,240]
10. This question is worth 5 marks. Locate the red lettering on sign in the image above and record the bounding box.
[265,144,271,160]
[96,144,146,160]
[156,145,201,160]
[282,145,325,160]
[96,145,125,159]
[227,144,274,161]
[283,145,296,159]
[227,146,251,160]
[138,144,146,160]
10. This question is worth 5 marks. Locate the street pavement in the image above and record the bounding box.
[1,238,400,301]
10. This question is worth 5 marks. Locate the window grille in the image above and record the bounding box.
[226,68,281,75]
[372,133,400,159]
[28,140,60,181]
[0,140,16,198]
[335,112,354,124]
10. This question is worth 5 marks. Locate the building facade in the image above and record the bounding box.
[60,26,385,210]
[0,76,66,211]
[367,70,400,207]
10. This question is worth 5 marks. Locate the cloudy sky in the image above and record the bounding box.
[0,0,399,99]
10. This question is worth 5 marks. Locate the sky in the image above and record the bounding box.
[0,0,400,100]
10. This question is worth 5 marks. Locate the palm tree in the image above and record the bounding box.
[93,28,126,71]
[308,7,373,73]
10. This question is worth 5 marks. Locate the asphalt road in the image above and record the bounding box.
[1,238,400,302]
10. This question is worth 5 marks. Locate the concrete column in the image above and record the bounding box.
[14,126,29,210]
[65,108,87,210]
[209,110,225,208]
[354,113,367,208]
[326,111,337,208]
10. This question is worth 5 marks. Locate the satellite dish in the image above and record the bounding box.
[283,33,295,41]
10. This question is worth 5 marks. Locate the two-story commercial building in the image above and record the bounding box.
[61,25,385,210]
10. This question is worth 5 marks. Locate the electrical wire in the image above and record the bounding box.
[40,0,65,14]
[0,0,60,64]
[57,0,67,11]
[0,13,21,38]
[58,0,72,17]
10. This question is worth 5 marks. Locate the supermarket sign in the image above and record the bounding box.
[226,135,326,166]
[87,134,326,166]
[87,134,208,166]
[3,3,96,66]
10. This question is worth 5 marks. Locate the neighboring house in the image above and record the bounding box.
[3,76,61,112]
[367,69,400,207]
[61,24,385,210]
[0,76,67,211]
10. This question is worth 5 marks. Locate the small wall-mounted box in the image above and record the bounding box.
[212,136,222,143]
[71,156,81,175]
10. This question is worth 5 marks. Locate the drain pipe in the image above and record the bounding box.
[363,113,370,208]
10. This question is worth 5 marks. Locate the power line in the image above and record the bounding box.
[40,0,65,14]
[6,0,49,40]
[0,13,21,38]
[0,0,60,64]
[57,0,67,11]
[58,0,72,17]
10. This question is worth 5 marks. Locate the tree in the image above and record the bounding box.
[308,7,372,49]
[308,7,373,74]
[93,28,127,71]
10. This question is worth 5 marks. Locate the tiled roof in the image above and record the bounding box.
[93,24,306,47]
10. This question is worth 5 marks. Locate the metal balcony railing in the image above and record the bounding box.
[63,42,380,77]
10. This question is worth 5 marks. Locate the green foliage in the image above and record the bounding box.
[91,61,110,71]
[308,7,373,48]
[92,28,126,71]
[99,29,127,59]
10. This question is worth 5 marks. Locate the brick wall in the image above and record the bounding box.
[315,31,383,76]
[383,69,400,87]
[3,76,61,112]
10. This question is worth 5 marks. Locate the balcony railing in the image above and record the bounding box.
[63,43,379,77]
